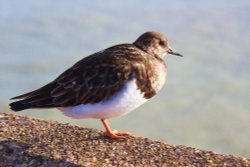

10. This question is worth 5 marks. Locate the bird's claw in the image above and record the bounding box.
[105,130,131,139]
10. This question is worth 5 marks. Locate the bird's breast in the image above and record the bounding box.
[151,61,167,92]
[134,59,167,99]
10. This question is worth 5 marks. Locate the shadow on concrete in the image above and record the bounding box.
[0,139,80,167]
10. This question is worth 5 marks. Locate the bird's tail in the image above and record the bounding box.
[9,100,32,112]
[9,82,57,111]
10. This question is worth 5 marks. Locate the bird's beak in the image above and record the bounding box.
[167,48,183,57]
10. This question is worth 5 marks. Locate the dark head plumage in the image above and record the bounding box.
[133,32,183,58]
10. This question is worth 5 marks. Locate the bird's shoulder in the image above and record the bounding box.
[56,44,150,83]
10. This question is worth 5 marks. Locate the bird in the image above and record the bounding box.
[9,31,183,139]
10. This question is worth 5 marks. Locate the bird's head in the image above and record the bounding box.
[133,31,183,58]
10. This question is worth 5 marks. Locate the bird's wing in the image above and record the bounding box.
[10,46,142,109]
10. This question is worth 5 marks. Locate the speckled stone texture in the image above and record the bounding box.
[0,113,249,167]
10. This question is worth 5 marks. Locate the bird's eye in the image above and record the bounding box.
[159,41,165,46]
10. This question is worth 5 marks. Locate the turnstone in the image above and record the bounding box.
[10,32,183,139]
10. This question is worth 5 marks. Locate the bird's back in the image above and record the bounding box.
[10,44,166,111]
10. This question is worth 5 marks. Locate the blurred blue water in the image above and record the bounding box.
[0,0,249,157]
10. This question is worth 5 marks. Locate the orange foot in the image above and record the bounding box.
[101,119,131,139]
[105,130,131,139]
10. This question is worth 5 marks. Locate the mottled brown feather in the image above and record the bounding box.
[11,44,157,108]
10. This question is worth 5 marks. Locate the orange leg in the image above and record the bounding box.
[100,119,130,139]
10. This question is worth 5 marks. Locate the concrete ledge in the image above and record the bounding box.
[0,113,249,166]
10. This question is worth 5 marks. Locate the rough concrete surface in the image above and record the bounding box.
[0,113,249,167]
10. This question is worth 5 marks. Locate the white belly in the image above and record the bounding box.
[58,78,147,119]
